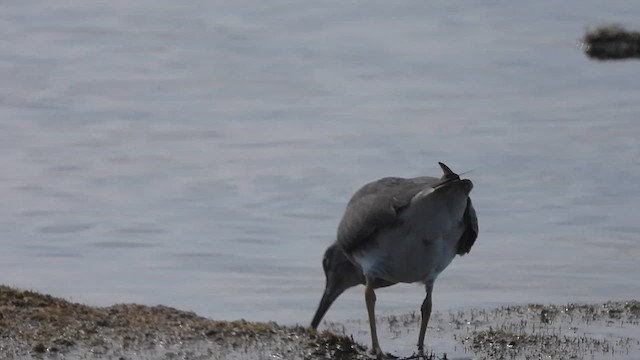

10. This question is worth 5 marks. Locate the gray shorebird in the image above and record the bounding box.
[311,162,478,358]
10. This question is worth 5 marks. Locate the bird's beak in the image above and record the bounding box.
[311,284,341,329]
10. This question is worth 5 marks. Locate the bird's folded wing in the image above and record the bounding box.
[337,177,441,254]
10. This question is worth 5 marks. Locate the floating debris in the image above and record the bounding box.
[581,24,640,60]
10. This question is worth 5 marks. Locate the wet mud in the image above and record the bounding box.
[0,285,365,360]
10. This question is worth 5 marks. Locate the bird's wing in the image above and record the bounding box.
[456,198,478,255]
[337,177,441,253]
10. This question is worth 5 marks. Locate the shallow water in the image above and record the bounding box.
[1,0,639,348]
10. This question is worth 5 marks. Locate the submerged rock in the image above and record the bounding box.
[582,24,640,60]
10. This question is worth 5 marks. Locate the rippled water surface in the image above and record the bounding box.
[1,0,639,334]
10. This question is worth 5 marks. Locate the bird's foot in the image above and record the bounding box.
[406,348,434,360]
[377,352,399,360]
[369,347,398,359]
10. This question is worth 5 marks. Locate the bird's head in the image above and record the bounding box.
[310,242,364,329]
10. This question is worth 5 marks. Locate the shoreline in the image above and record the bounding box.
[1,285,638,359]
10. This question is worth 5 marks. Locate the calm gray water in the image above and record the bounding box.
[1,0,639,331]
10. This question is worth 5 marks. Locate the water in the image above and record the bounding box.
[1,0,639,333]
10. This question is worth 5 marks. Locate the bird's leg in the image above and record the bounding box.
[365,280,384,357]
[417,284,433,355]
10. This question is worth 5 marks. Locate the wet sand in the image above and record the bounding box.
[1,285,638,359]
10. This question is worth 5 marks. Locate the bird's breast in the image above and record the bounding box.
[353,216,464,285]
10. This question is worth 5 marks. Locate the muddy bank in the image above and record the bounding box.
[1,285,638,359]
[0,285,366,360]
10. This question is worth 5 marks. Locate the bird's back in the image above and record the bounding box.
[337,176,441,254]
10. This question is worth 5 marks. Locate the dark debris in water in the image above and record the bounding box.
[581,24,640,60]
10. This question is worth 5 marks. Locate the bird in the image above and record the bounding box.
[310,162,478,358]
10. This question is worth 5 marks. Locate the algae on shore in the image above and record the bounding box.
[467,302,640,359]
[323,300,640,360]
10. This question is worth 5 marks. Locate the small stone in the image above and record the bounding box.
[53,337,75,347]
[33,343,46,353]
